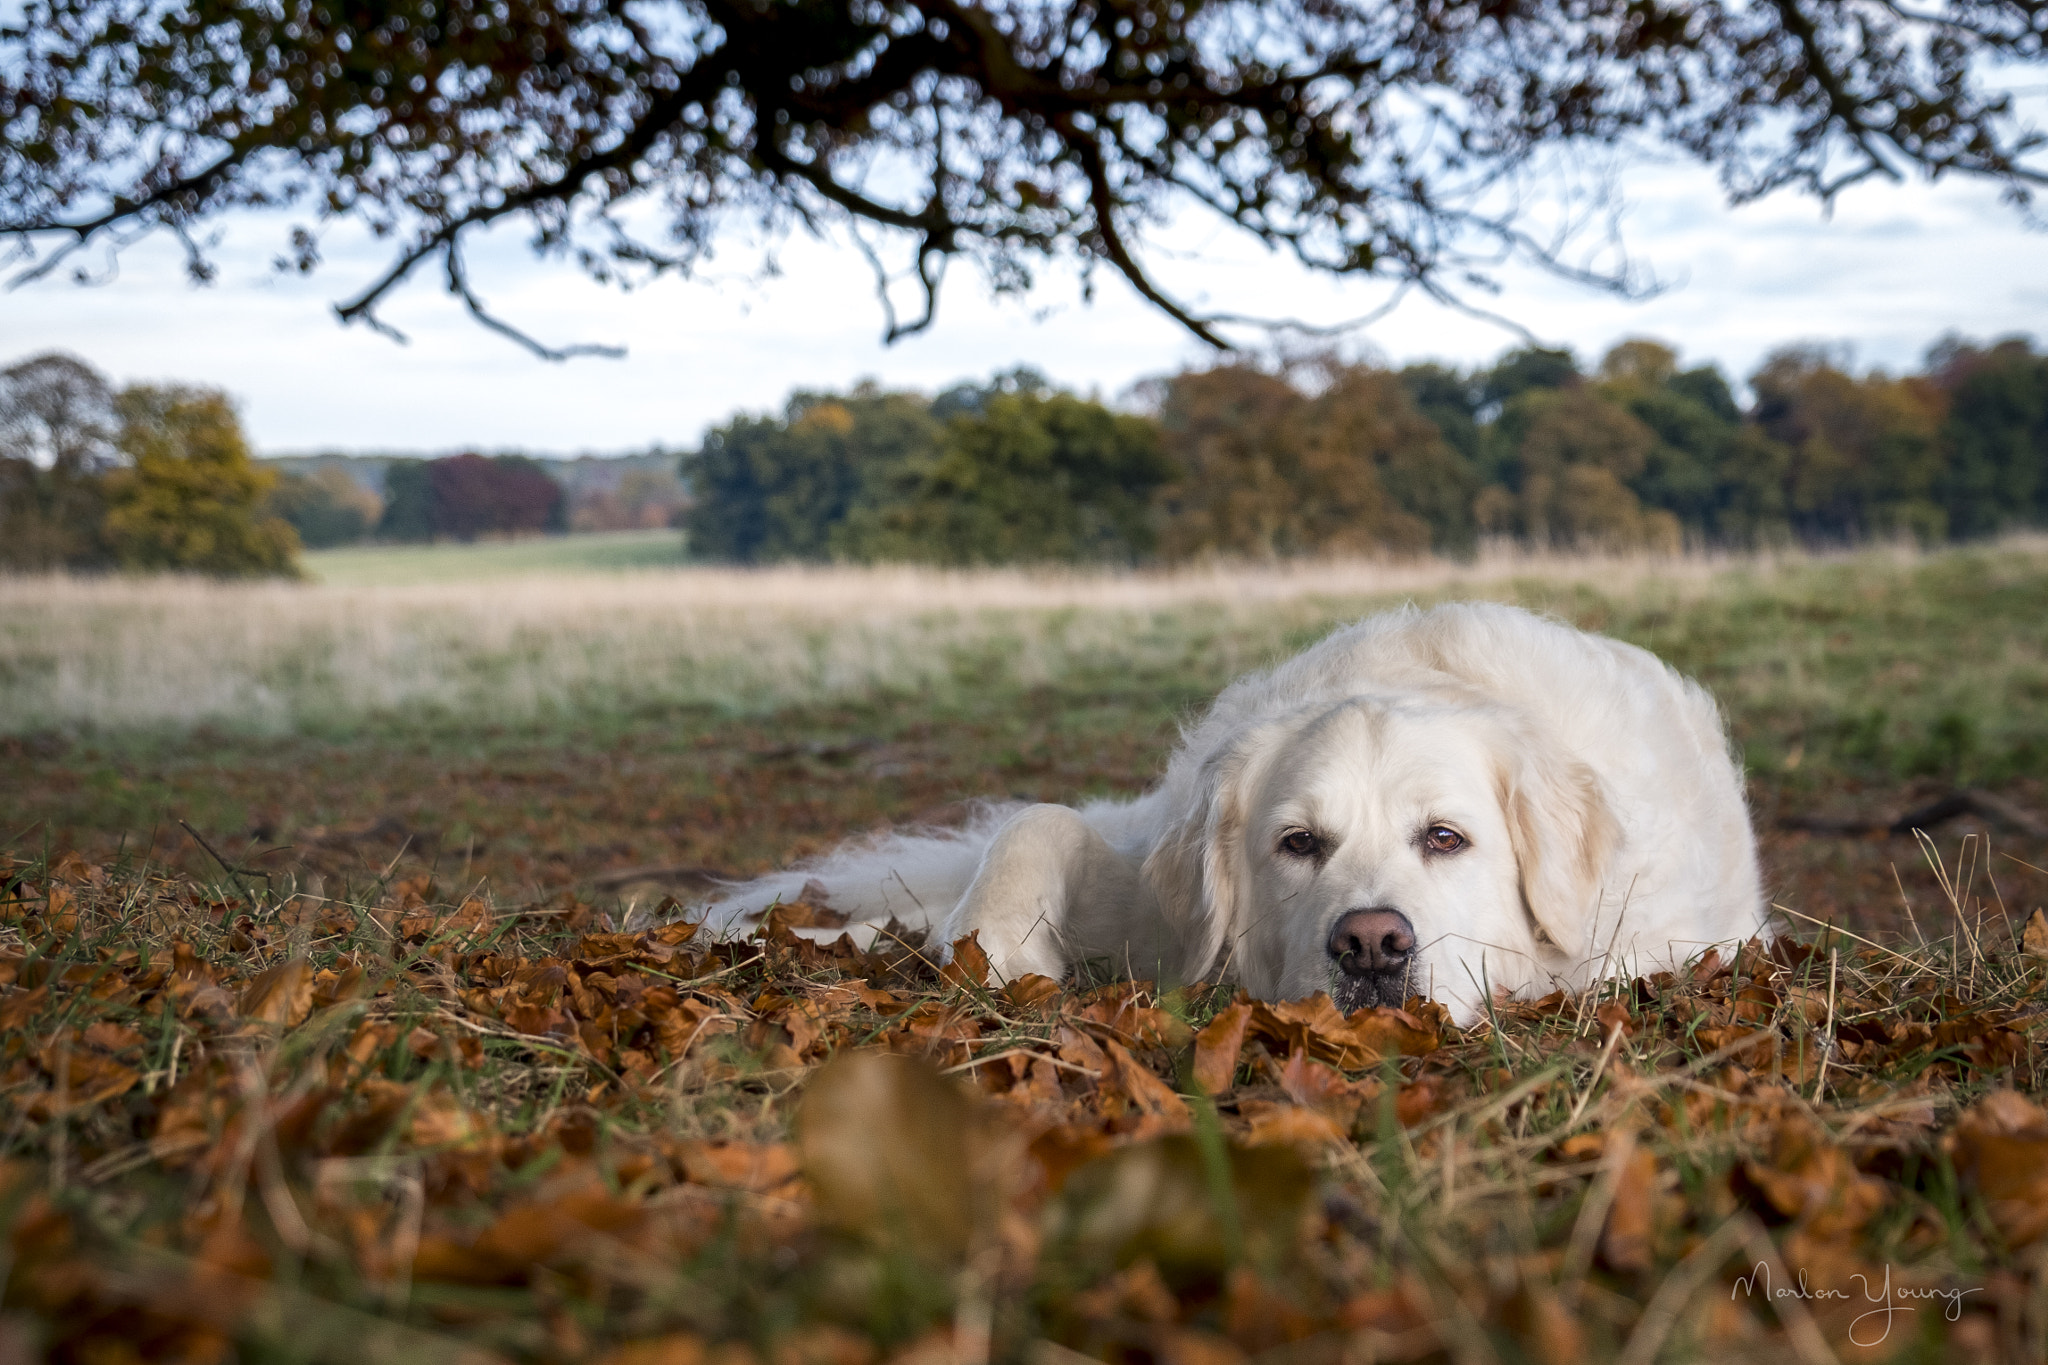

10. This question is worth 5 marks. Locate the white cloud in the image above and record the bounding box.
[2,160,2041,452]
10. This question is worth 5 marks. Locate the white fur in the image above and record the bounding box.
[688,602,1768,1024]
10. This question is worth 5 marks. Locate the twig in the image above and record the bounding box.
[178,819,273,887]
[379,836,416,882]
[1782,787,2047,839]
[443,239,626,362]
[1814,949,1839,1105]
[1893,862,1928,950]
[2001,852,2048,878]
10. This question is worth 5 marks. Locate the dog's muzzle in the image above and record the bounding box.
[1327,907,1416,1012]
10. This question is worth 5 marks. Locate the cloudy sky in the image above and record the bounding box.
[3,154,2042,455]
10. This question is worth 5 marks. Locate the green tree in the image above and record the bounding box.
[1479,381,1679,551]
[1927,336,2048,538]
[265,466,382,548]
[1399,364,1484,466]
[1670,366,1742,424]
[1480,347,1581,409]
[103,385,299,575]
[842,384,1172,565]
[1594,339,1740,536]
[684,387,941,563]
[0,351,118,569]
[926,368,1054,422]
[1470,347,1581,490]
[1750,348,1949,543]
[377,460,435,542]
[1710,427,1796,548]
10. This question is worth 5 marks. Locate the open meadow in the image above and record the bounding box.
[4,537,2048,1362]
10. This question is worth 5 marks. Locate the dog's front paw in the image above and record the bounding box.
[934,910,1069,985]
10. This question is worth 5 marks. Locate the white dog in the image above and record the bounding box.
[693,602,1768,1024]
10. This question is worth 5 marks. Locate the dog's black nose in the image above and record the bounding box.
[1327,908,1416,977]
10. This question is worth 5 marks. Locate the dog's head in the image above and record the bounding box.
[1144,694,1620,1025]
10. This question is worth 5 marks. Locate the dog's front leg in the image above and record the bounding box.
[936,804,1147,983]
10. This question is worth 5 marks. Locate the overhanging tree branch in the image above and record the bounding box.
[443,240,626,362]
[1067,126,1229,349]
[2,0,2041,356]
[330,59,731,344]
[7,146,255,290]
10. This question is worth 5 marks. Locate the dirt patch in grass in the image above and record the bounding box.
[0,693,1184,905]
[8,718,2043,965]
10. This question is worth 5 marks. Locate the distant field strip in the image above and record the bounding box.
[2,539,2041,740]
[302,528,690,586]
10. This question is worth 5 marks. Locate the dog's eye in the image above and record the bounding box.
[1424,826,1466,854]
[1278,830,1320,858]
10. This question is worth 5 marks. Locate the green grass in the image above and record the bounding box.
[9,544,2048,770]
[1530,548,2048,787]
[302,528,688,585]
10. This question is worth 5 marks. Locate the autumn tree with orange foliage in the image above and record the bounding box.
[1152,359,1476,561]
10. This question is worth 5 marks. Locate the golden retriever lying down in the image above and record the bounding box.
[692,602,1768,1024]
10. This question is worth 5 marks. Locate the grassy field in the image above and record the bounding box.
[301,529,691,586]
[3,542,1818,735]
[4,539,2048,1362]
[3,538,2044,913]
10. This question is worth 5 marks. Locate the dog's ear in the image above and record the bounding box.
[1498,729,1621,958]
[1141,737,1262,982]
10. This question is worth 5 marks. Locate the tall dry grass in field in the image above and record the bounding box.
[0,542,1921,735]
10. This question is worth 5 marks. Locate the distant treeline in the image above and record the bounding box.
[5,332,2043,576]
[0,348,690,574]
[0,354,298,576]
[267,449,687,546]
[685,335,2048,564]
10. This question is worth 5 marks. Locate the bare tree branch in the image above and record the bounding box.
[443,241,626,363]
[1067,126,1229,350]
[7,147,253,290]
